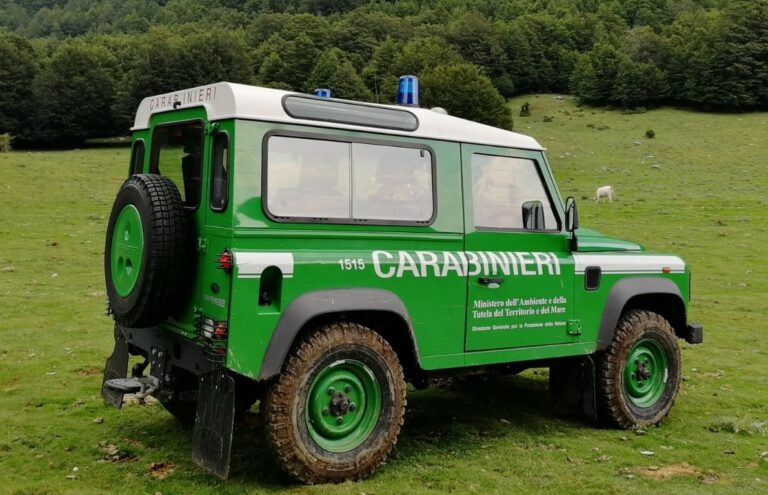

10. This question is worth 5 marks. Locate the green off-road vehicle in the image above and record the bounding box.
[102,79,703,483]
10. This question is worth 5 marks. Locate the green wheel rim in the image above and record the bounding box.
[110,205,144,297]
[305,359,382,453]
[624,338,668,408]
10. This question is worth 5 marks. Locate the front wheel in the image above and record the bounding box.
[264,322,406,484]
[597,310,681,428]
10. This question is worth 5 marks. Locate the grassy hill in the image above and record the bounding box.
[0,97,766,494]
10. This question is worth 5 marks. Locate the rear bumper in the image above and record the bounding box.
[121,325,215,375]
[682,323,704,344]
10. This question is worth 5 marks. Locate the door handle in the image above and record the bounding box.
[479,277,504,287]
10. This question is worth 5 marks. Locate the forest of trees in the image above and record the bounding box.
[0,0,767,144]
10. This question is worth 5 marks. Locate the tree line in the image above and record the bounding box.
[0,0,767,145]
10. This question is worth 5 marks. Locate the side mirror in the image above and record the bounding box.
[522,200,545,230]
[565,196,579,233]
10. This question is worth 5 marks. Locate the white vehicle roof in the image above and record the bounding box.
[132,82,544,151]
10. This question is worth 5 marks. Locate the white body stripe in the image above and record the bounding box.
[572,254,685,274]
[234,252,294,278]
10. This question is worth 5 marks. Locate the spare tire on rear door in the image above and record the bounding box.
[105,174,188,327]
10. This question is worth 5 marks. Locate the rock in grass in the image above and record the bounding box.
[640,451,655,456]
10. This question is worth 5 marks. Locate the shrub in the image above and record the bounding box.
[645,129,656,138]
[0,133,12,152]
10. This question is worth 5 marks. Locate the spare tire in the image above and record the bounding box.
[105,174,188,327]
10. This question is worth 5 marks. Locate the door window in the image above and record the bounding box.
[150,122,204,208]
[471,154,558,231]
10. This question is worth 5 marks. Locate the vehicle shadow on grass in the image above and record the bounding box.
[393,373,591,462]
[121,373,588,486]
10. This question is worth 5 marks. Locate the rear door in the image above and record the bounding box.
[148,109,208,332]
[461,144,577,351]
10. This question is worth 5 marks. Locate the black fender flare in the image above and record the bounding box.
[596,277,685,350]
[257,288,418,380]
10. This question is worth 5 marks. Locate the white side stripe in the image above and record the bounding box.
[234,252,294,278]
[573,254,685,274]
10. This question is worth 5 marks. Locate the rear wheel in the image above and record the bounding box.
[264,322,406,483]
[597,310,681,428]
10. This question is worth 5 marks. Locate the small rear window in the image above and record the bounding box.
[150,122,204,208]
[283,95,419,131]
[130,140,145,175]
[210,133,229,211]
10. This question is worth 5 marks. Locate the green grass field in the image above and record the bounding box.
[0,96,766,494]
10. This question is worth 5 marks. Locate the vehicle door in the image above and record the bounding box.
[148,109,209,332]
[461,144,577,351]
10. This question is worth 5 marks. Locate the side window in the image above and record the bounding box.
[265,135,434,224]
[352,143,432,222]
[210,133,229,211]
[266,137,351,219]
[471,154,558,230]
[130,140,145,175]
[150,122,204,208]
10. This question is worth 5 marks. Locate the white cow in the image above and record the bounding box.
[595,185,615,203]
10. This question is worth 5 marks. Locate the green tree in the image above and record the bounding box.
[393,36,464,77]
[420,63,513,130]
[0,31,37,135]
[29,40,117,142]
[446,11,513,95]
[683,0,768,109]
[612,59,669,107]
[362,37,402,103]
[571,43,623,105]
[304,48,373,101]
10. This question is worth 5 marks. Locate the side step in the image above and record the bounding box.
[101,323,129,408]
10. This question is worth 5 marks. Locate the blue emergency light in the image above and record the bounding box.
[396,75,419,107]
[313,88,331,98]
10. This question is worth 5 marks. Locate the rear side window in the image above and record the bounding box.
[210,133,229,211]
[130,140,145,175]
[265,135,433,224]
[150,122,204,208]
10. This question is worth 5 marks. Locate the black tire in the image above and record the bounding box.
[104,174,188,327]
[596,310,681,428]
[264,322,407,484]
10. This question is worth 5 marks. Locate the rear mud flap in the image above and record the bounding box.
[192,369,235,479]
[549,356,597,420]
[101,323,129,408]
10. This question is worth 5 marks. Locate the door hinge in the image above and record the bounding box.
[567,319,582,336]
[197,237,208,254]
[205,122,220,135]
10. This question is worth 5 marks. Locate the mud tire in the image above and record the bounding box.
[596,310,681,428]
[264,322,406,484]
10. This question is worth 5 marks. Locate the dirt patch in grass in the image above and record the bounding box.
[76,366,101,376]
[148,461,175,480]
[99,443,138,463]
[636,462,699,479]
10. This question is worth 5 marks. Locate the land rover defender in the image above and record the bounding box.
[102,80,703,483]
